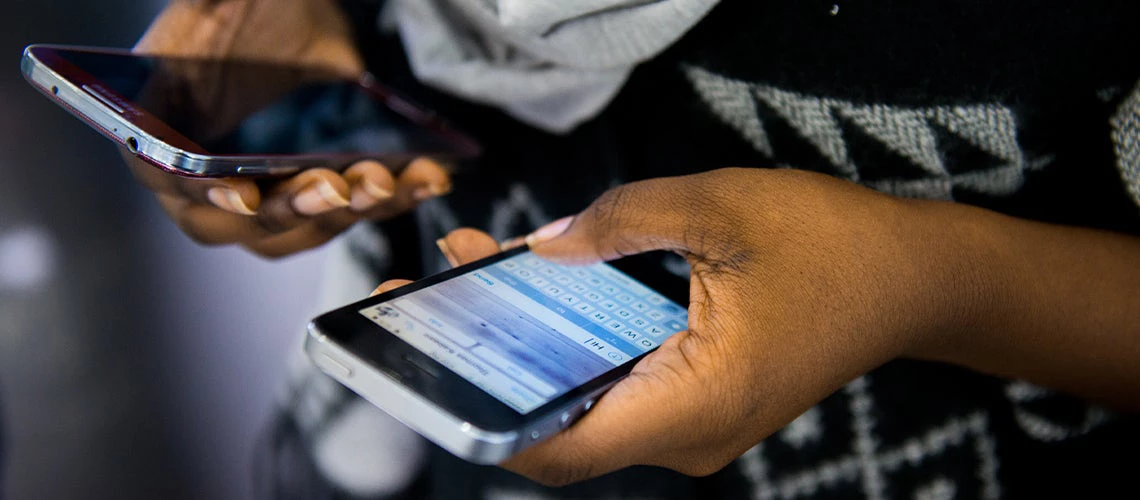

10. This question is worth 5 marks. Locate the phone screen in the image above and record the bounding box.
[357,252,688,414]
[54,49,458,156]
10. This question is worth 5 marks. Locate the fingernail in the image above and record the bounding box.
[207,187,256,215]
[350,180,393,212]
[413,183,451,201]
[362,178,394,200]
[525,216,574,247]
[293,181,350,215]
[499,236,526,251]
[436,238,459,267]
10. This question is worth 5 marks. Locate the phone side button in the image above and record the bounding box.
[314,352,353,379]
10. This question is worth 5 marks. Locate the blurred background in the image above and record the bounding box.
[1,1,332,498]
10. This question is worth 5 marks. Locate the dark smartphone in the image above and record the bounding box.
[21,44,480,177]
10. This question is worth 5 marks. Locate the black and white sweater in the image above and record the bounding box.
[260,1,1140,498]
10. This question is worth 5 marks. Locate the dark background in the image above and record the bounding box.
[1,1,332,498]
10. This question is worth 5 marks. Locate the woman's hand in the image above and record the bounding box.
[375,168,972,482]
[126,0,451,257]
[376,167,1140,485]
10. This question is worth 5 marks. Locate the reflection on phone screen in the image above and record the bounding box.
[56,50,454,156]
[359,252,689,414]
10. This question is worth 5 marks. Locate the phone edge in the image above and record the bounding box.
[305,322,521,465]
[20,44,479,178]
[21,45,224,177]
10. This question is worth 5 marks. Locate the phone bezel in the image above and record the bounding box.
[310,246,689,433]
[20,44,481,177]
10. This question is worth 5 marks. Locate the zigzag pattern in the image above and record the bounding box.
[685,66,1053,200]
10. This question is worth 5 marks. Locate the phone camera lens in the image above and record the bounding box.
[51,86,59,95]
[126,137,140,154]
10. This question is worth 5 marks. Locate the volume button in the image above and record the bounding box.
[81,84,126,114]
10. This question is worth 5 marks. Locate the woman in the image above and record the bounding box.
[133,1,1140,498]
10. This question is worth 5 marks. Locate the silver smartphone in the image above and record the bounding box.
[21,44,479,177]
[306,247,689,464]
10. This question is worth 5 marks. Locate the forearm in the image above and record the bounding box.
[913,200,1140,410]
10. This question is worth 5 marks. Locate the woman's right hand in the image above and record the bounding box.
[125,0,452,258]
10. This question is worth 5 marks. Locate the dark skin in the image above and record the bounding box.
[129,0,452,258]
[377,168,1140,486]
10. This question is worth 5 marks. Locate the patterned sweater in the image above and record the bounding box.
[260,1,1140,498]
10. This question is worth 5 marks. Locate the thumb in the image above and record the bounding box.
[525,178,699,265]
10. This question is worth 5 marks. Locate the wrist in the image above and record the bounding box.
[890,199,1009,364]
[899,199,1140,408]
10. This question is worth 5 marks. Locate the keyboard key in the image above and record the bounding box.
[514,268,535,279]
[543,285,564,297]
[630,317,650,328]
[631,301,650,313]
[599,300,619,311]
[555,275,574,285]
[600,284,619,296]
[646,310,666,321]
[615,308,634,319]
[523,257,542,267]
[584,291,604,302]
[588,311,610,324]
[615,293,634,304]
[605,320,625,331]
[574,302,595,315]
[499,260,519,271]
[570,283,590,294]
[619,329,641,342]
[586,277,604,287]
[646,294,667,305]
[666,319,687,331]
[645,325,667,337]
[572,269,592,280]
[637,337,659,350]
[662,303,686,316]
[558,294,580,306]
[529,277,549,288]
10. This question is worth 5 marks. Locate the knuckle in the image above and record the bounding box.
[175,218,221,246]
[673,459,727,478]
[512,435,600,487]
[588,183,637,230]
[583,182,652,257]
[244,243,292,260]
[253,212,296,234]
[311,213,355,237]
[680,170,759,268]
[529,460,594,488]
[658,446,737,478]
